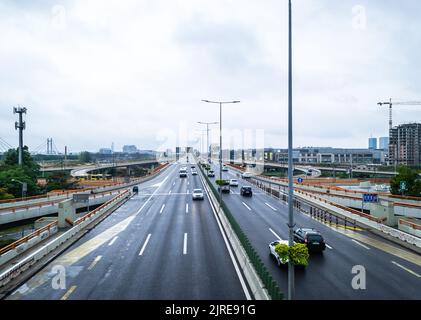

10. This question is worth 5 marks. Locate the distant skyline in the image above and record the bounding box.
[1,1,421,153]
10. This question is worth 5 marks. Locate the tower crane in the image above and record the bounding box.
[377,99,421,166]
[377,99,421,133]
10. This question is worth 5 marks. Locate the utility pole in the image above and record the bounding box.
[287,0,295,301]
[14,106,27,166]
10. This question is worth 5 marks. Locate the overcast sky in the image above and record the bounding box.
[0,0,420,153]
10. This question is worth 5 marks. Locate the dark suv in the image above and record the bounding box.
[240,186,253,197]
[294,228,326,252]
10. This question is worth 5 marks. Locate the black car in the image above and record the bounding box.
[132,186,139,194]
[240,186,253,197]
[294,228,326,252]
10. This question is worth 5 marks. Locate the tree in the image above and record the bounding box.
[390,166,421,197]
[79,151,92,163]
[0,147,41,198]
[0,187,14,200]
[0,166,40,197]
[45,172,76,192]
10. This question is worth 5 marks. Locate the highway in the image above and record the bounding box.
[6,160,249,300]
[206,162,421,299]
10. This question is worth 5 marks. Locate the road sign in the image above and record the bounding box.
[73,193,89,203]
[22,183,27,193]
[297,178,303,184]
[362,194,378,203]
[400,181,407,191]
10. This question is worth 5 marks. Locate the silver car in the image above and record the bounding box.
[192,188,204,200]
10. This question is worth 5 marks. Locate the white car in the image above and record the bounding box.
[191,170,198,176]
[179,169,187,178]
[192,188,204,200]
[269,240,290,266]
[242,172,253,179]
[229,179,239,187]
[222,165,229,172]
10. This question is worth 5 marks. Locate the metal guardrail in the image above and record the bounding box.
[199,163,283,300]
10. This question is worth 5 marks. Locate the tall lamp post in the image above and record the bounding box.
[197,121,218,163]
[11,178,27,199]
[287,0,295,300]
[202,100,240,212]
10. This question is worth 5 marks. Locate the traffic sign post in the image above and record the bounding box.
[400,181,407,196]
[297,177,303,184]
[361,193,379,214]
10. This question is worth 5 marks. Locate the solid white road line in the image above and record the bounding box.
[242,202,252,211]
[265,203,277,211]
[326,244,333,250]
[139,234,152,256]
[352,239,370,250]
[88,255,102,270]
[269,228,282,240]
[160,204,166,214]
[183,233,188,255]
[391,261,421,278]
[108,236,118,246]
[186,203,189,213]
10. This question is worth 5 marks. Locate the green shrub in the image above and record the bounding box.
[274,242,309,267]
[289,243,309,266]
[274,243,289,264]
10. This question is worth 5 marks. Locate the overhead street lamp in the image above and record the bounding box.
[202,100,240,213]
[197,121,218,164]
[287,0,295,300]
[11,178,27,199]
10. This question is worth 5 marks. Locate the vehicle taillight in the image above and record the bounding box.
[304,237,308,244]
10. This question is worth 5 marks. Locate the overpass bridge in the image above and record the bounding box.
[70,160,160,177]
[225,159,404,177]
[39,159,162,176]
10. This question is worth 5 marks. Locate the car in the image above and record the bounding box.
[179,168,187,178]
[191,170,198,176]
[191,165,195,169]
[240,186,252,197]
[208,170,215,177]
[222,165,228,172]
[192,188,204,200]
[229,179,239,187]
[269,240,290,266]
[132,186,139,194]
[293,228,326,252]
[242,172,253,179]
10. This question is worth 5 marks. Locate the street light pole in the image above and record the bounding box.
[202,100,240,213]
[287,0,295,301]
[198,121,218,163]
[11,179,27,199]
